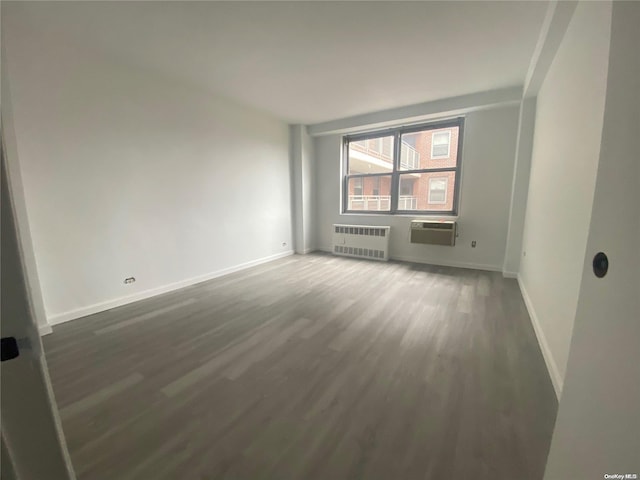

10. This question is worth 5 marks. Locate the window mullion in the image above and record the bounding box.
[342,139,347,213]
[390,131,401,213]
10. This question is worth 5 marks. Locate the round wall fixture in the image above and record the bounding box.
[593,252,609,278]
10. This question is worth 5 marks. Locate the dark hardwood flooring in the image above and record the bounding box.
[44,253,557,480]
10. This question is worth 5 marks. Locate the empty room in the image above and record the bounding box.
[1,1,638,480]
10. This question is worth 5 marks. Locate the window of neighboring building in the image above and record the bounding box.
[400,180,413,196]
[431,130,451,158]
[353,177,363,196]
[428,177,447,204]
[343,118,463,215]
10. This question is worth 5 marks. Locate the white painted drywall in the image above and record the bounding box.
[518,1,612,394]
[2,146,76,480]
[308,87,522,136]
[301,127,316,254]
[523,1,578,99]
[290,125,316,254]
[3,17,292,324]
[503,97,536,277]
[544,2,640,476]
[314,105,519,271]
[1,52,51,335]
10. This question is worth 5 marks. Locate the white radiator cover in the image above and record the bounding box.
[332,224,390,261]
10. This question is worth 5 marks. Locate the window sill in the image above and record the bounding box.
[341,212,459,221]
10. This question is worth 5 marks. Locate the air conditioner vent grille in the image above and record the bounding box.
[410,220,456,246]
[411,222,453,230]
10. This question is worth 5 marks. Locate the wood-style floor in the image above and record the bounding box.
[44,253,557,480]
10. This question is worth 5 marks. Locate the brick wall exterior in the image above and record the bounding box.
[403,126,458,210]
[412,127,459,169]
[348,175,391,196]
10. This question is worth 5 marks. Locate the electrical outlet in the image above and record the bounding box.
[282,242,287,247]
[124,277,136,284]
[523,251,527,257]
[471,241,476,248]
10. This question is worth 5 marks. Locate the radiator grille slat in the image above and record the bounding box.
[332,224,390,262]
[333,245,386,259]
[334,225,387,237]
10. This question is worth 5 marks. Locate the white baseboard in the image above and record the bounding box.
[502,271,519,278]
[39,324,53,336]
[318,247,502,272]
[517,274,562,399]
[47,250,295,326]
[392,254,502,272]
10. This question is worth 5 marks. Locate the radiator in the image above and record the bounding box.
[332,224,390,261]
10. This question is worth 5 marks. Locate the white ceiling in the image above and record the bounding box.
[6,1,548,124]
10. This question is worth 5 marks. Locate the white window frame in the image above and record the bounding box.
[431,130,451,159]
[428,177,448,204]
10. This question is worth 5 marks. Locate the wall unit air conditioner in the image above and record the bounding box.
[332,224,390,261]
[410,220,456,246]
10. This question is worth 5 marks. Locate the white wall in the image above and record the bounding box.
[3,13,293,324]
[301,127,316,253]
[502,97,536,277]
[1,56,51,335]
[544,2,640,476]
[314,105,519,271]
[2,147,76,480]
[290,124,315,254]
[518,1,612,395]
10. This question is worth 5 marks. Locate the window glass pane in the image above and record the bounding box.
[348,135,394,174]
[353,177,363,196]
[398,172,455,211]
[346,175,392,211]
[431,131,450,158]
[400,126,458,170]
[428,177,447,204]
[372,176,380,196]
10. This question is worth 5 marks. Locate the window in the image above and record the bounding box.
[353,177,363,196]
[343,118,463,215]
[431,131,451,158]
[428,177,447,204]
